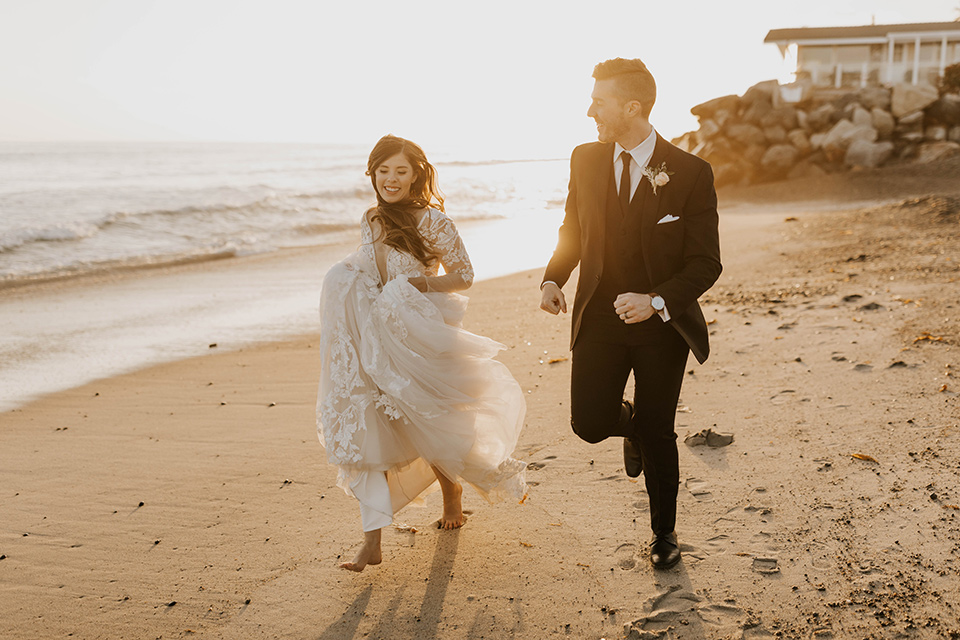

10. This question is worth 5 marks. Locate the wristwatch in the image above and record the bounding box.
[650,294,665,311]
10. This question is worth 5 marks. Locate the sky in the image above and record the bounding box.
[1,0,958,157]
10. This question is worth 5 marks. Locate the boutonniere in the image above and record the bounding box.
[641,162,673,196]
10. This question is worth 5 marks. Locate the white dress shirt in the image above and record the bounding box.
[613,127,657,204]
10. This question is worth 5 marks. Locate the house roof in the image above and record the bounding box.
[765,21,960,43]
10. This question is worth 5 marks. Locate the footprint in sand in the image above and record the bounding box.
[685,478,713,501]
[614,543,637,570]
[751,557,780,574]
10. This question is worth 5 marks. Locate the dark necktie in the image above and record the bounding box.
[619,150,632,213]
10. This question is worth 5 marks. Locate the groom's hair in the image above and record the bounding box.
[593,58,656,119]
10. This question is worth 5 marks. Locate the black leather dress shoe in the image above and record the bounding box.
[623,437,643,478]
[650,532,681,569]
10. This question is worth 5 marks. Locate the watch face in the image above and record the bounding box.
[653,296,664,310]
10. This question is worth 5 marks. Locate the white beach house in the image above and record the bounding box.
[765,21,960,89]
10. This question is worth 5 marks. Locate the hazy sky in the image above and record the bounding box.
[1,0,957,156]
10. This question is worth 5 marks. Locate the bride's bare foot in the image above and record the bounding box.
[433,467,465,530]
[339,529,382,572]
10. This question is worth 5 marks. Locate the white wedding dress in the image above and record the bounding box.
[317,208,527,531]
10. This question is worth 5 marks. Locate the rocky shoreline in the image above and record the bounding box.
[674,79,960,187]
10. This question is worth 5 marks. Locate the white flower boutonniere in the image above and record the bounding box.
[642,162,673,196]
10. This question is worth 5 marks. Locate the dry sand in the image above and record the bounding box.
[1,159,959,639]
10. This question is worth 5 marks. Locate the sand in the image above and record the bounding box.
[1,159,959,639]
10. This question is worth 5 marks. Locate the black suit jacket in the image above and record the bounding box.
[542,134,722,364]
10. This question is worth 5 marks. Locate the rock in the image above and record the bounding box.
[796,108,809,130]
[672,131,697,153]
[891,83,939,118]
[760,144,800,176]
[743,144,767,165]
[742,99,773,125]
[896,110,926,142]
[851,105,872,128]
[950,126,960,143]
[844,140,895,168]
[809,132,827,150]
[858,86,892,111]
[742,79,780,106]
[697,119,722,141]
[787,128,812,155]
[807,103,841,132]
[926,125,948,142]
[925,94,960,126]
[760,106,799,131]
[764,125,787,144]
[713,108,735,127]
[727,123,767,147]
[713,161,749,188]
[915,141,960,163]
[691,94,742,119]
[822,120,877,162]
[697,136,738,165]
[871,108,896,139]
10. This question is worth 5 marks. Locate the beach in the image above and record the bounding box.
[2,158,960,639]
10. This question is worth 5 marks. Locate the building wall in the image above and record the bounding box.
[796,39,960,88]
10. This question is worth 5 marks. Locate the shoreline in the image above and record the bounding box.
[0,213,562,412]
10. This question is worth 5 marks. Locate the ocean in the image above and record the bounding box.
[0,141,568,287]
[0,142,569,410]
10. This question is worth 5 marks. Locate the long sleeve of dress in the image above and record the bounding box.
[413,211,475,293]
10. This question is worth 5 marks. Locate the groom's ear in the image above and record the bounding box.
[624,99,643,118]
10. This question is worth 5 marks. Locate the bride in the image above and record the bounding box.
[317,135,527,572]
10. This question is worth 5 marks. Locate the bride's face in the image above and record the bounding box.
[375,153,417,204]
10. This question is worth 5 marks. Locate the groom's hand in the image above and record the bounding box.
[540,282,567,315]
[614,292,655,324]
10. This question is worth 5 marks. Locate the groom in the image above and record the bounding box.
[540,58,721,569]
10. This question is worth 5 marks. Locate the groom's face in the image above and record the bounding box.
[587,78,631,144]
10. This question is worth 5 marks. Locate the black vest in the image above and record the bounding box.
[580,170,667,344]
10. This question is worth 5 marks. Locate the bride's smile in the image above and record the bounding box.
[375,153,416,203]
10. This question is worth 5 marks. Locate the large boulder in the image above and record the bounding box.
[871,108,896,139]
[851,105,873,128]
[760,144,800,177]
[925,95,960,126]
[691,94,742,120]
[845,140,895,168]
[764,125,788,144]
[807,103,841,132]
[858,86,892,111]
[891,83,939,118]
[787,128,812,155]
[950,126,960,143]
[915,141,960,163]
[896,110,925,142]
[741,99,773,125]
[760,106,799,131]
[742,80,780,107]
[697,136,739,165]
[821,119,878,161]
[697,118,722,141]
[726,123,767,147]
[925,126,948,142]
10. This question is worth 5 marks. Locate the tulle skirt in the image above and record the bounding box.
[316,253,527,530]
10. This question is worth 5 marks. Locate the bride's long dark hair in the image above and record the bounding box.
[366,135,445,268]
